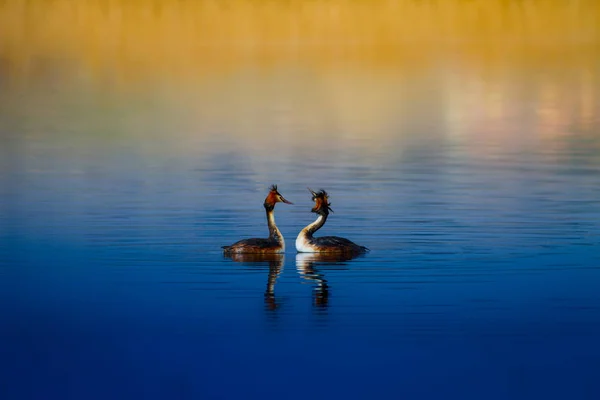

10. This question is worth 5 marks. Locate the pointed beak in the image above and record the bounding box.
[279,195,293,205]
[307,187,317,197]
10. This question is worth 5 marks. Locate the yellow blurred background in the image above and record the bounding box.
[0,0,597,161]
[0,0,598,82]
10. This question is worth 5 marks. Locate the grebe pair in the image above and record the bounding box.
[222,185,368,255]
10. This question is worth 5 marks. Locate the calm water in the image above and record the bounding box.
[1,53,600,398]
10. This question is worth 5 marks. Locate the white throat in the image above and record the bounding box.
[295,214,325,253]
[267,211,285,249]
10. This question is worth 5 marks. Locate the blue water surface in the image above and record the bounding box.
[1,61,600,399]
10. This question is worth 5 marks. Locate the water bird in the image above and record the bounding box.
[222,185,292,254]
[295,188,369,254]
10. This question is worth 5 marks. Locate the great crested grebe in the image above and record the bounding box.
[222,185,292,254]
[295,188,369,254]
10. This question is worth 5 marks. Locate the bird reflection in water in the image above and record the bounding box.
[224,253,284,311]
[296,253,361,309]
